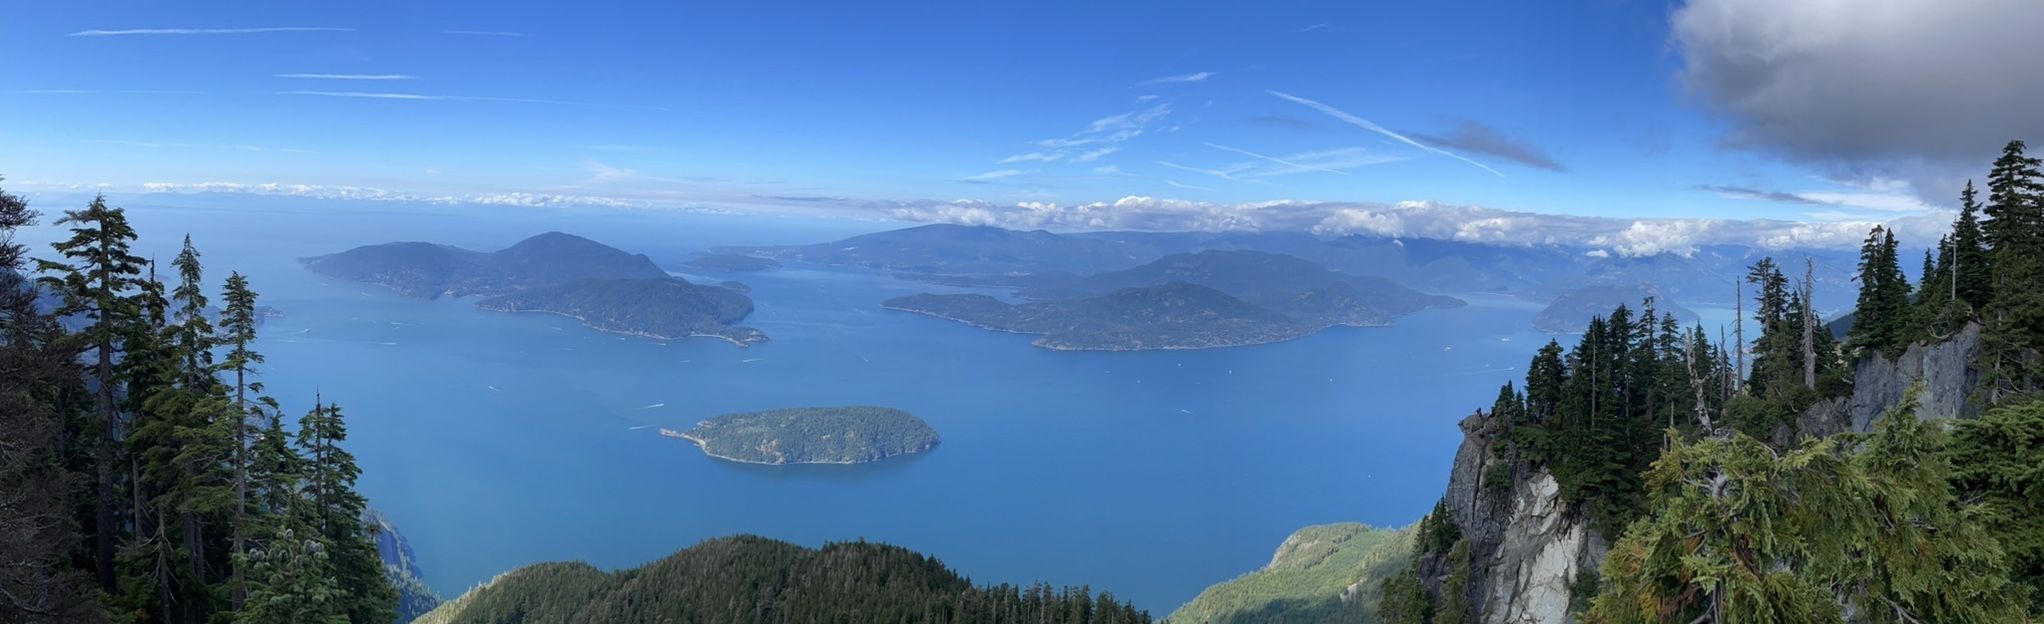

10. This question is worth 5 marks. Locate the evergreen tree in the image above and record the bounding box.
[1588,393,2027,624]
[35,195,146,591]
[1953,180,1992,310]
[297,401,399,624]
[0,181,106,622]
[1949,401,2044,612]
[1982,140,2044,400]
[1848,225,1915,357]
[219,271,264,608]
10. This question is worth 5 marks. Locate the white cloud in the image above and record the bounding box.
[1163,180,1213,192]
[1137,71,1214,86]
[275,73,417,80]
[960,169,1024,182]
[71,27,354,37]
[998,152,1062,164]
[998,103,1170,165]
[1269,91,1504,177]
[1092,165,1132,176]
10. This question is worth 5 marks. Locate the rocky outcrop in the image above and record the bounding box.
[364,509,443,624]
[1432,412,1607,624]
[1797,322,1982,438]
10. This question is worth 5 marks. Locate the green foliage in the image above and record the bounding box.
[1167,523,1410,624]
[679,406,940,464]
[1848,225,1916,358]
[301,231,670,298]
[1983,139,2044,401]
[1589,393,2029,624]
[1949,400,2044,613]
[417,535,1153,624]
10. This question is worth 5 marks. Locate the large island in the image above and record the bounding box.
[883,250,1463,351]
[304,232,768,346]
[661,406,938,465]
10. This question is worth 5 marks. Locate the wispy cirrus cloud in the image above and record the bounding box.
[1296,23,1330,33]
[959,169,1024,183]
[1158,160,1271,185]
[998,104,1170,165]
[70,27,354,37]
[1137,71,1214,86]
[1269,90,1504,177]
[278,90,667,110]
[1163,180,1213,191]
[275,73,417,81]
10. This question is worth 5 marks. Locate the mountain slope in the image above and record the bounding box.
[1168,523,1413,624]
[413,535,1152,624]
[302,231,668,298]
[725,223,1162,274]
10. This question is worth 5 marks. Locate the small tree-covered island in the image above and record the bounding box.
[661,406,940,465]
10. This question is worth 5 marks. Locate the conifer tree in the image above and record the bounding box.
[297,400,398,624]
[35,195,146,590]
[1982,140,2044,399]
[219,271,264,608]
[0,181,104,622]
[1953,180,1992,310]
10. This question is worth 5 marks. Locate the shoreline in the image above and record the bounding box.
[479,306,762,348]
[657,427,935,466]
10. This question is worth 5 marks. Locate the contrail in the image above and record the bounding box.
[1268,90,1502,177]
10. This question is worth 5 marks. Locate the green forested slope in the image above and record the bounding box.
[416,535,1152,624]
[1167,523,1411,624]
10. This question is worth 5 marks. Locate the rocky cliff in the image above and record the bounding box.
[1428,412,1607,624]
[1428,325,1984,623]
[1795,322,1982,438]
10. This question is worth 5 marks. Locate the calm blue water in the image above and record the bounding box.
[19,197,1552,612]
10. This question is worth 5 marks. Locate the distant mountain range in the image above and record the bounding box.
[723,223,1865,307]
[302,231,669,298]
[1533,283,1698,333]
[883,250,1462,350]
[305,233,765,345]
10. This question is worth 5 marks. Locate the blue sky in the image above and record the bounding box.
[4,0,2039,248]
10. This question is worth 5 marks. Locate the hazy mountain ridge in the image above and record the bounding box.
[1533,283,1698,333]
[724,224,1862,307]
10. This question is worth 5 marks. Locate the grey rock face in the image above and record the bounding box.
[1799,323,1981,438]
[1438,412,1606,624]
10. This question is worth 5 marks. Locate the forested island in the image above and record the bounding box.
[662,406,938,464]
[306,232,768,346]
[477,277,767,346]
[301,231,669,298]
[413,535,1149,624]
[884,250,1462,350]
[683,253,782,272]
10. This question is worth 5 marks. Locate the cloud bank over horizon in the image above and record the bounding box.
[19,179,1940,258]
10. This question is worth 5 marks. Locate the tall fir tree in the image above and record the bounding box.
[35,195,146,591]
[1982,140,2044,400]
[218,271,265,609]
[297,400,399,624]
[1953,179,1993,310]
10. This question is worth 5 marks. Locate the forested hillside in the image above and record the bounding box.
[415,535,1153,624]
[1,185,397,623]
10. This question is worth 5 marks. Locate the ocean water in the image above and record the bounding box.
[18,197,1555,612]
